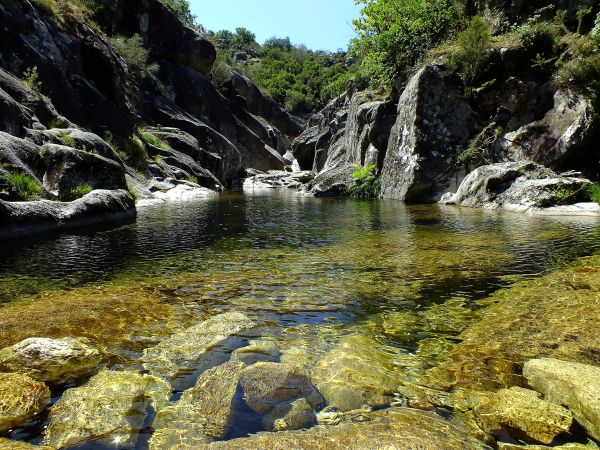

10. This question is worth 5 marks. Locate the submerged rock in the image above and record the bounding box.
[311,333,399,411]
[204,407,486,449]
[524,358,600,441]
[0,438,53,449]
[0,373,50,434]
[239,362,323,414]
[44,370,170,449]
[262,398,316,431]
[230,339,280,365]
[142,312,255,382]
[0,337,101,383]
[470,387,573,444]
[150,361,246,448]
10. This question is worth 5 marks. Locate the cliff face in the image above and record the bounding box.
[0,0,304,237]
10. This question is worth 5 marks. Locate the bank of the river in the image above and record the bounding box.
[0,192,599,448]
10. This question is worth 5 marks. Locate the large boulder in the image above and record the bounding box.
[44,370,171,449]
[524,358,600,441]
[0,373,50,434]
[239,362,323,415]
[150,360,246,448]
[380,64,479,202]
[0,189,136,241]
[0,337,102,383]
[142,312,255,384]
[439,161,598,215]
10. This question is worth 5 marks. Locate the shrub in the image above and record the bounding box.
[22,66,42,92]
[161,0,195,27]
[48,117,67,129]
[187,175,198,184]
[4,172,43,201]
[140,132,171,150]
[347,163,381,199]
[211,60,233,88]
[585,183,600,203]
[125,135,149,170]
[65,183,92,201]
[109,34,158,80]
[449,16,492,94]
[58,131,75,148]
[351,0,463,86]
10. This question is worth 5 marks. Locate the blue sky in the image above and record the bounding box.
[189,0,362,52]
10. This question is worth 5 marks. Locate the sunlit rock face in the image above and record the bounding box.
[44,370,170,449]
[0,337,101,383]
[150,360,246,448]
[141,311,256,383]
[0,373,50,434]
[524,358,600,442]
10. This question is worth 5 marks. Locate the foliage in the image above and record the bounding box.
[48,117,66,129]
[456,137,479,164]
[3,172,43,201]
[187,175,198,184]
[140,132,172,150]
[58,131,75,148]
[161,0,195,26]
[449,16,492,93]
[65,183,92,201]
[549,183,581,205]
[22,66,42,92]
[153,155,165,164]
[109,34,158,80]
[347,163,381,199]
[207,27,356,113]
[350,0,463,87]
[127,184,140,200]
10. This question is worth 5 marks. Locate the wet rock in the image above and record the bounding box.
[239,362,323,414]
[262,398,316,431]
[440,161,594,214]
[150,361,246,448]
[0,337,101,383]
[152,183,218,201]
[0,373,50,434]
[524,358,600,441]
[0,189,136,241]
[470,387,573,444]
[142,312,255,382]
[0,438,53,449]
[44,369,170,449]
[311,333,399,411]
[204,407,486,449]
[231,339,280,365]
[380,64,479,202]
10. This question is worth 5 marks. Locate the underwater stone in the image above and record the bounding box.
[204,407,486,449]
[470,387,573,444]
[239,362,323,414]
[0,373,50,434]
[142,311,255,382]
[44,369,171,449]
[0,337,102,383]
[230,339,280,365]
[0,438,53,449]
[498,443,597,450]
[150,360,246,448]
[262,397,316,431]
[524,358,600,441]
[311,333,399,411]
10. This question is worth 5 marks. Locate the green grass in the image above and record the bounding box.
[65,183,92,201]
[127,184,140,201]
[347,163,381,199]
[187,175,199,184]
[140,132,172,150]
[153,155,165,164]
[585,183,600,203]
[22,66,42,93]
[58,131,75,148]
[4,172,43,201]
[47,117,66,129]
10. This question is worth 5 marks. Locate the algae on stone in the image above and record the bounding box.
[0,373,50,434]
[142,312,256,382]
[310,332,400,411]
[524,358,600,442]
[239,362,323,414]
[262,398,316,431]
[44,369,171,449]
[150,360,246,449]
[0,337,101,383]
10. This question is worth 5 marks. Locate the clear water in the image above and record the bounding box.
[1,190,599,447]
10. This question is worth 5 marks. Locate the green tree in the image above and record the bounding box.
[351,0,463,86]
[162,0,195,26]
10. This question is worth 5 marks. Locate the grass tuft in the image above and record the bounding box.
[3,172,43,201]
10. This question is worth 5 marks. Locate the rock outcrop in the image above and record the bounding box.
[524,358,600,441]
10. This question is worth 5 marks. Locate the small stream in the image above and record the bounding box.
[1,190,600,447]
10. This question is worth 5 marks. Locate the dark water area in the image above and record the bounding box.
[1,190,600,448]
